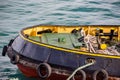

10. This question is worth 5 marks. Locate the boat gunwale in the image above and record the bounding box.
[20,24,120,59]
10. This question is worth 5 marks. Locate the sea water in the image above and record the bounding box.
[0,0,120,79]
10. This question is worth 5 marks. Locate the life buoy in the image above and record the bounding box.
[72,70,86,80]
[37,63,52,79]
[93,69,108,80]
[2,46,8,56]
[8,39,14,46]
[10,54,19,64]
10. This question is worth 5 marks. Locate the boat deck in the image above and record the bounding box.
[25,25,120,56]
[28,33,120,56]
[29,33,84,49]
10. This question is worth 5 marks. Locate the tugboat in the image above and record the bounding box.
[2,25,120,80]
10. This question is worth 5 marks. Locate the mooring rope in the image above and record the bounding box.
[67,60,95,80]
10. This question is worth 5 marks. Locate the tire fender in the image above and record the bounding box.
[8,39,14,46]
[72,70,86,80]
[10,54,19,64]
[93,69,108,80]
[2,46,8,56]
[37,63,52,79]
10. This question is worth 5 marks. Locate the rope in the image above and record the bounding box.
[84,35,96,53]
[67,60,95,80]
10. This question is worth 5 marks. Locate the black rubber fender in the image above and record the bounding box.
[93,69,108,80]
[37,63,52,79]
[8,39,14,46]
[72,70,86,80]
[2,46,8,56]
[10,54,19,64]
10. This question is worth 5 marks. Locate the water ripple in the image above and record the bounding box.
[68,7,110,12]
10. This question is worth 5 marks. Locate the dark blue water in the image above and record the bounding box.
[0,0,120,79]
